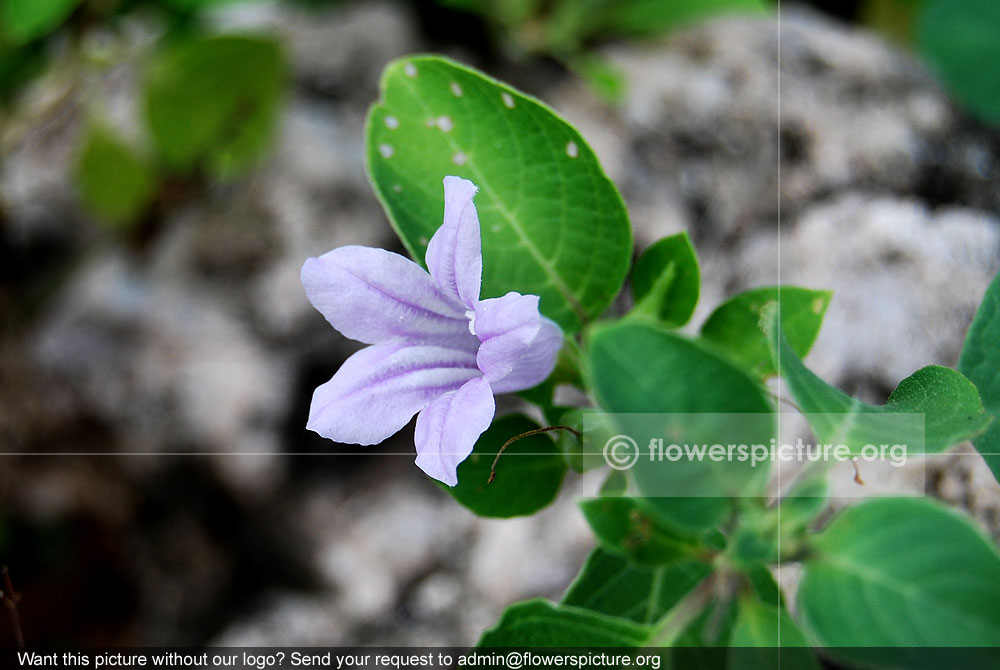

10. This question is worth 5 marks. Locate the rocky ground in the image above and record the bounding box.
[0,0,998,646]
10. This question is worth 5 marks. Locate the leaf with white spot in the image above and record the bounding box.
[366,56,632,333]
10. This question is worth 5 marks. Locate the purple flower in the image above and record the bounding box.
[301,176,563,486]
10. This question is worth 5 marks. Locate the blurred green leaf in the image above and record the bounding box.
[144,34,285,177]
[75,125,158,227]
[605,0,768,37]
[545,0,767,52]
[799,497,1000,666]
[629,232,700,327]
[959,270,1000,483]
[562,548,712,624]
[701,286,831,378]
[570,54,628,105]
[366,55,632,333]
[477,598,651,646]
[917,0,1000,125]
[446,415,566,518]
[0,0,80,45]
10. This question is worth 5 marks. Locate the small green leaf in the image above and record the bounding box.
[726,509,779,568]
[776,477,828,542]
[144,34,284,177]
[764,303,991,454]
[798,497,1000,665]
[917,0,1000,125]
[446,415,566,518]
[562,548,712,625]
[730,599,819,670]
[75,125,157,228]
[476,598,650,647]
[744,563,783,609]
[959,270,1000,483]
[0,0,79,45]
[366,55,632,333]
[701,286,831,378]
[580,497,701,566]
[629,232,700,327]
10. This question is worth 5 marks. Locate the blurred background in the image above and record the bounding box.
[1,0,999,646]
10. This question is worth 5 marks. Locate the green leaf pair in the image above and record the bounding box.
[763,303,991,456]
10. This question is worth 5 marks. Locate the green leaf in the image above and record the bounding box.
[562,548,712,625]
[726,509,779,568]
[744,563,783,609]
[476,598,650,646]
[580,497,701,566]
[729,599,819,670]
[570,54,627,105]
[0,0,79,45]
[586,322,774,520]
[764,303,991,454]
[629,232,700,327]
[798,497,1000,666]
[959,270,1000,483]
[776,476,828,544]
[543,0,766,50]
[75,125,158,228]
[446,415,565,518]
[700,286,831,378]
[917,0,1000,125]
[603,0,768,38]
[365,55,632,333]
[144,34,285,177]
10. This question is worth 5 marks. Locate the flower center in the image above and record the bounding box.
[465,309,477,336]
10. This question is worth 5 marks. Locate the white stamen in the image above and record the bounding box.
[465,309,477,336]
[378,143,394,158]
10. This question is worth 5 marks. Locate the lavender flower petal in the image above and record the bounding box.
[473,292,562,391]
[425,176,482,310]
[307,342,481,445]
[302,246,475,348]
[485,317,563,393]
[414,376,495,486]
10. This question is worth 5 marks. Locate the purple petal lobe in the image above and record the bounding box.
[414,376,495,486]
[307,342,480,445]
[302,246,474,348]
[474,293,563,393]
[425,176,482,310]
